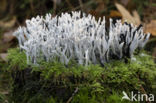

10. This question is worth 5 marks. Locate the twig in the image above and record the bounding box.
[52,0,57,15]
[65,0,74,10]
[66,87,79,103]
[30,0,34,13]
[78,0,84,11]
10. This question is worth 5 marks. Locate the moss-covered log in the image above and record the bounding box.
[6,48,156,103]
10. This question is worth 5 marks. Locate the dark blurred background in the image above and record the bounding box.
[0,0,156,61]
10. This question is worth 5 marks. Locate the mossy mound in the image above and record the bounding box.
[6,48,156,103]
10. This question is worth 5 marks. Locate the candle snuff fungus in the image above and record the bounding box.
[13,11,150,66]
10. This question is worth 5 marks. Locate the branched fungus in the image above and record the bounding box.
[13,11,150,65]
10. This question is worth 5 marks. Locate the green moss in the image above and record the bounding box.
[7,48,27,70]
[7,48,156,103]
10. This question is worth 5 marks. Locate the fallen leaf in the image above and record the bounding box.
[115,3,141,25]
[0,16,16,29]
[0,41,11,53]
[132,10,141,25]
[145,20,156,36]
[3,30,15,42]
[0,53,8,62]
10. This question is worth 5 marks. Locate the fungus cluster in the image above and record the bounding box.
[13,11,150,65]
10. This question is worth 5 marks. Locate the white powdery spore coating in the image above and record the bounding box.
[13,11,150,65]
